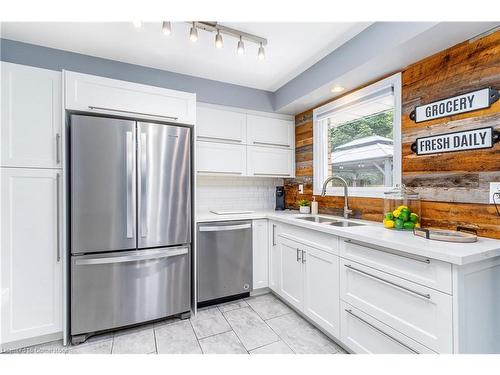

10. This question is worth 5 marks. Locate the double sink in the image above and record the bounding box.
[295,215,365,227]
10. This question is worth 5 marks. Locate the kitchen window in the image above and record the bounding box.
[313,73,402,197]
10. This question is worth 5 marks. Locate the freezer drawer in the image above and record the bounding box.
[71,246,190,336]
[197,221,252,303]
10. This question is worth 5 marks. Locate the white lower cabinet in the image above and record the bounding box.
[270,225,340,337]
[340,301,435,354]
[268,222,281,292]
[252,220,269,290]
[196,141,246,176]
[278,237,304,310]
[1,168,63,346]
[340,258,452,353]
[303,245,339,337]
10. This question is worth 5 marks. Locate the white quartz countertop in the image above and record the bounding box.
[196,210,500,265]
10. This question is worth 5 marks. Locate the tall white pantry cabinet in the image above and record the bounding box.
[1,62,63,350]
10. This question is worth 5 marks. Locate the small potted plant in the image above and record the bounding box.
[297,199,311,214]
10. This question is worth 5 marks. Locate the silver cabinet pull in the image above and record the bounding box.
[272,224,277,246]
[139,131,148,238]
[197,136,242,143]
[344,239,431,264]
[344,264,431,300]
[55,133,61,164]
[345,309,419,354]
[199,223,252,232]
[74,247,188,266]
[125,131,135,239]
[88,106,178,121]
[56,173,61,262]
[301,250,306,263]
[296,248,301,262]
[253,141,290,148]
[197,171,243,175]
[253,173,291,177]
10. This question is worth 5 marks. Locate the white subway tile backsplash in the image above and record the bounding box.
[196,176,283,212]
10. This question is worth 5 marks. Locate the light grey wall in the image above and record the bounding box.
[0,38,275,112]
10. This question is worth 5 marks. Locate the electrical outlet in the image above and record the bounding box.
[298,184,304,194]
[490,182,500,204]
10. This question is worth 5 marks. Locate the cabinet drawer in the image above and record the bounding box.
[340,239,452,294]
[340,301,435,354]
[247,146,294,177]
[197,106,246,143]
[196,141,246,176]
[340,258,452,353]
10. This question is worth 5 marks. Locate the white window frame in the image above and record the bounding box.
[313,73,402,198]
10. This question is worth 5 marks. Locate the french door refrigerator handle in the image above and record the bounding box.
[125,131,135,239]
[74,247,189,265]
[140,131,148,238]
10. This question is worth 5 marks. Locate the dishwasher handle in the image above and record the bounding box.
[199,223,251,232]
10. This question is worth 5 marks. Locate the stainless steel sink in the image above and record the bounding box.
[327,221,364,227]
[295,216,365,227]
[295,216,339,223]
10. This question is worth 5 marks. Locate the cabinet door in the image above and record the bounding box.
[247,114,293,148]
[196,141,247,176]
[252,220,269,290]
[197,106,246,143]
[1,62,62,168]
[303,245,339,337]
[1,168,62,344]
[268,222,281,292]
[65,71,196,125]
[278,237,304,310]
[247,146,294,178]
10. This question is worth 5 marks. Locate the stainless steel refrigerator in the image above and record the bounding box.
[69,114,191,343]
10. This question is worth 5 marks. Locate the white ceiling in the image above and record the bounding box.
[0,22,371,91]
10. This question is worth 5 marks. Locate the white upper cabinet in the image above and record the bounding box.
[1,168,63,345]
[197,105,246,143]
[1,62,62,168]
[196,141,246,176]
[246,114,294,148]
[195,104,294,177]
[65,71,196,125]
[247,146,294,177]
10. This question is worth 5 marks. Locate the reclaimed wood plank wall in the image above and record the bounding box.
[284,30,500,239]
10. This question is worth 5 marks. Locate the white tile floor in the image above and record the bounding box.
[9,293,347,354]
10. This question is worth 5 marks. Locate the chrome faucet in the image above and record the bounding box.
[321,175,353,219]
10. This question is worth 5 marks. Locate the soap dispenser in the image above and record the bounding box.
[311,196,319,215]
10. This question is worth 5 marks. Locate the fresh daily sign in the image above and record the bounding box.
[409,88,499,123]
[410,127,499,156]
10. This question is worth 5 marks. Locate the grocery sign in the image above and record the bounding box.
[410,127,500,156]
[409,88,499,123]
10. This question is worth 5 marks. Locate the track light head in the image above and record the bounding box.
[189,23,198,42]
[162,21,172,36]
[237,36,245,55]
[258,43,265,60]
[215,30,223,48]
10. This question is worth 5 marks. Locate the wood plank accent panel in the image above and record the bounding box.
[284,30,500,239]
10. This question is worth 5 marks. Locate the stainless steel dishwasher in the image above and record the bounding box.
[197,221,252,304]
